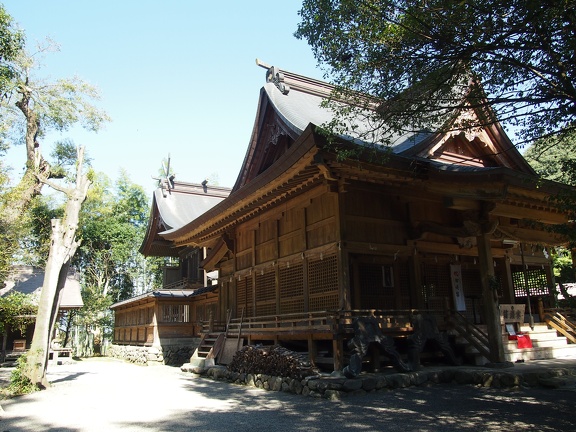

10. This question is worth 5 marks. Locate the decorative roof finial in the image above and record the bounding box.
[266,66,290,95]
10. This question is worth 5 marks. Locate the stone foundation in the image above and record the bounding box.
[108,341,199,366]
[181,363,576,400]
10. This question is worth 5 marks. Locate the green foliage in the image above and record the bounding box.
[524,133,576,286]
[524,132,576,187]
[0,291,37,335]
[551,249,575,283]
[67,173,161,355]
[18,196,64,267]
[5,354,39,396]
[0,161,17,280]
[0,4,24,98]
[296,0,576,147]
[524,133,576,247]
[49,139,92,181]
[0,19,109,282]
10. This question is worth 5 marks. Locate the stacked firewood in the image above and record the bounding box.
[227,345,318,379]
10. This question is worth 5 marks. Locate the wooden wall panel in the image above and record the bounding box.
[278,207,306,258]
[255,219,278,264]
[344,188,408,244]
[236,228,253,270]
[306,194,338,249]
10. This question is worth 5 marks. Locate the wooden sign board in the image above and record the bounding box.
[500,304,525,324]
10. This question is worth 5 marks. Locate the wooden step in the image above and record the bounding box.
[191,333,223,359]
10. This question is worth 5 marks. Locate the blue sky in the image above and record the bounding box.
[3,1,323,191]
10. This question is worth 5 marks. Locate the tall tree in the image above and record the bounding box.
[0,38,110,283]
[23,145,91,388]
[0,4,24,281]
[0,20,110,386]
[296,0,576,147]
[70,172,159,356]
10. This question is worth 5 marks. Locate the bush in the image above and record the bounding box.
[6,354,39,396]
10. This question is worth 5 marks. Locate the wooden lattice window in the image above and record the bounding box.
[358,263,394,309]
[308,254,339,311]
[161,304,190,323]
[279,263,304,314]
[512,267,549,298]
[420,263,452,310]
[236,277,254,318]
[255,271,276,316]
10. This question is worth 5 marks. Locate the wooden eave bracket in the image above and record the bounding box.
[201,237,231,272]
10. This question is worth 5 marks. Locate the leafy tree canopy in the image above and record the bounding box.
[524,133,576,186]
[0,3,24,101]
[76,171,157,302]
[296,0,576,146]
[0,291,37,335]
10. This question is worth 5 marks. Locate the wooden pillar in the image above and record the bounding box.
[332,311,344,371]
[152,301,161,347]
[333,338,343,371]
[335,183,351,311]
[352,260,361,309]
[307,333,317,366]
[502,254,515,304]
[409,247,424,309]
[338,248,351,310]
[476,232,505,363]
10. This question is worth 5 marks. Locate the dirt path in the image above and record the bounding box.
[1,357,575,431]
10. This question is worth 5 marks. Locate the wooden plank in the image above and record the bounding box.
[218,338,244,365]
[206,333,225,360]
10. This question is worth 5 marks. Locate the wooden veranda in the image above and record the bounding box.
[200,307,451,370]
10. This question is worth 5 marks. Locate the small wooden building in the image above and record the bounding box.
[1,265,84,354]
[156,65,575,370]
[109,180,230,362]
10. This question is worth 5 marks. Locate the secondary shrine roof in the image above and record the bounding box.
[1,265,84,310]
[140,180,231,256]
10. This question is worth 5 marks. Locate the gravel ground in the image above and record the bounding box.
[0,357,575,431]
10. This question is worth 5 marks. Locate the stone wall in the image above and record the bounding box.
[183,363,576,400]
[108,341,199,366]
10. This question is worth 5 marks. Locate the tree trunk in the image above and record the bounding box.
[23,222,75,387]
[23,147,91,388]
[0,87,51,282]
[1,329,7,363]
[62,310,76,347]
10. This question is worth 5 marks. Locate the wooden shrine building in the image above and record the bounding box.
[143,66,575,370]
[110,180,230,363]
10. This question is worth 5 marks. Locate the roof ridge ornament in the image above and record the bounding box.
[266,66,290,95]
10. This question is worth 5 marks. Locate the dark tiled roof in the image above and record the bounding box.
[110,285,218,309]
[1,265,83,309]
